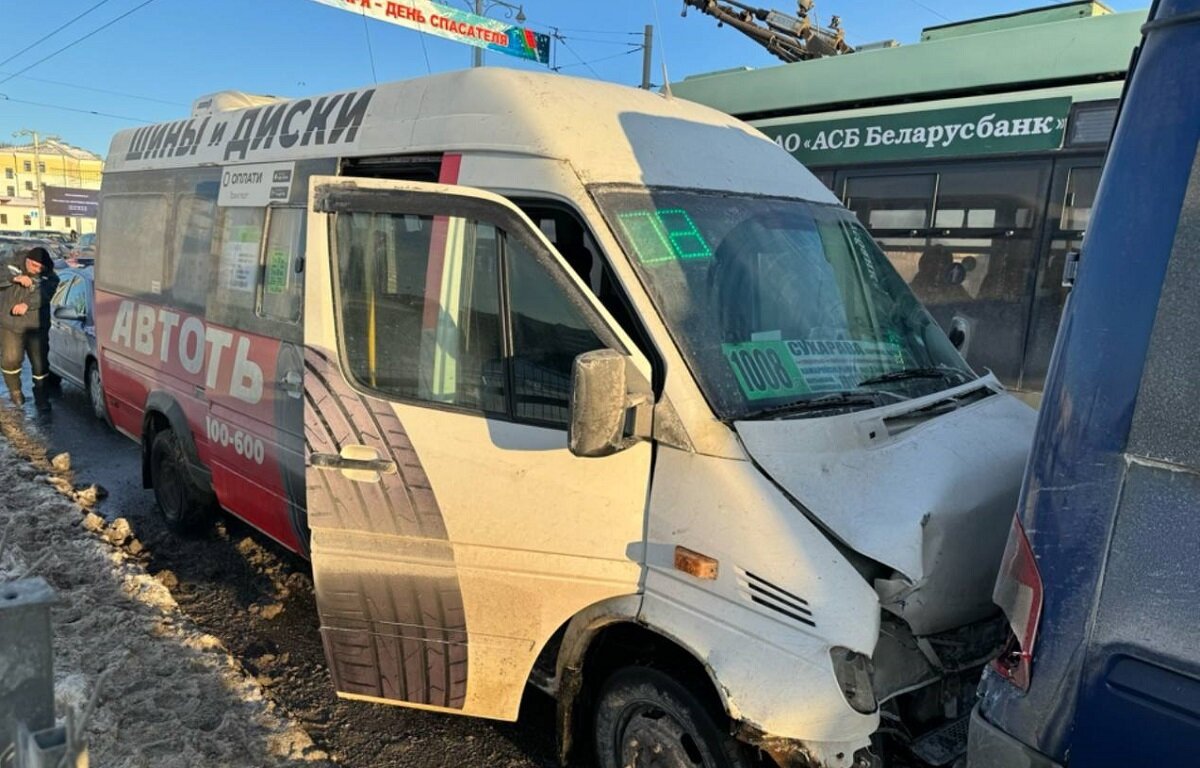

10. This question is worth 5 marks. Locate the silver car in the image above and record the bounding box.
[48,266,107,422]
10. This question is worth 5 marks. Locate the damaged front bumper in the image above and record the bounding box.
[872,613,1008,766]
[734,721,881,768]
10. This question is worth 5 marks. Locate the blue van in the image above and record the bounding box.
[968,1,1200,765]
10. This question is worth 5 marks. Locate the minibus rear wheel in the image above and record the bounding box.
[150,429,214,534]
[594,666,755,768]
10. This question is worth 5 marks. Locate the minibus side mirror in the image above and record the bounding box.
[569,349,652,458]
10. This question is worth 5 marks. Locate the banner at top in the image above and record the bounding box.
[312,0,551,65]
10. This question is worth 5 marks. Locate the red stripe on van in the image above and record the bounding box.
[438,153,462,184]
[421,154,463,330]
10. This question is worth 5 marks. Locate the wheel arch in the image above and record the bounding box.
[554,597,733,766]
[140,391,210,492]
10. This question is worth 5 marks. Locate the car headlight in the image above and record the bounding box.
[830,646,877,714]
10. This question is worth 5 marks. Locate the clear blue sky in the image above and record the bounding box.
[0,0,1147,155]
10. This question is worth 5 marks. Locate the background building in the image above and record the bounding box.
[0,136,103,235]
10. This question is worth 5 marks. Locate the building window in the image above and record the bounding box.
[45,217,52,227]
[5,186,13,197]
[23,216,32,226]
[22,161,31,173]
[37,163,45,173]
[3,168,12,179]
[0,214,7,225]
[24,181,33,192]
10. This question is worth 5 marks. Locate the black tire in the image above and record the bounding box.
[594,667,756,768]
[85,360,109,425]
[149,429,214,535]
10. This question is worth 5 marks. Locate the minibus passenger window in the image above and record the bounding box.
[214,208,266,318]
[173,194,218,310]
[334,211,504,414]
[261,208,305,323]
[97,194,169,296]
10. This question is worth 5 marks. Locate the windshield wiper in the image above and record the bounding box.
[857,367,971,388]
[743,391,886,420]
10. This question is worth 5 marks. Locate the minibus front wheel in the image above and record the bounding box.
[150,429,215,534]
[594,666,757,768]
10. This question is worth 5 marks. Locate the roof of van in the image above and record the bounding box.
[104,68,834,202]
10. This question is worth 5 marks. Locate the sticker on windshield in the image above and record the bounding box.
[723,342,810,401]
[787,339,906,392]
[726,339,910,400]
[617,208,712,265]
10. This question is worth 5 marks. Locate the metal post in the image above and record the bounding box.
[641,25,654,89]
[472,0,484,67]
[31,134,43,227]
[0,578,56,761]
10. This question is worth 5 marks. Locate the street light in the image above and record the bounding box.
[468,0,527,68]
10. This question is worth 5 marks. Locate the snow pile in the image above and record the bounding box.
[0,425,330,767]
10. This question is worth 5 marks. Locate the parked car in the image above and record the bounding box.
[969,1,1200,766]
[67,232,96,266]
[47,266,107,422]
[23,229,69,242]
[0,229,25,238]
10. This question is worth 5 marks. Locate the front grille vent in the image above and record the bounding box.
[738,569,815,628]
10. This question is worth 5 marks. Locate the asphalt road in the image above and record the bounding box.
[10,376,560,768]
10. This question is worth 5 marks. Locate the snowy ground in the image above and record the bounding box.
[0,407,330,768]
[0,383,560,767]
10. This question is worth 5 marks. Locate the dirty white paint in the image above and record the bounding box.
[737,377,1036,636]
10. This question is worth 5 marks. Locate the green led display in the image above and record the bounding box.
[618,208,713,266]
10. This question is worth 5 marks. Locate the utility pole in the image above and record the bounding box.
[473,0,484,68]
[14,130,44,227]
[641,25,654,89]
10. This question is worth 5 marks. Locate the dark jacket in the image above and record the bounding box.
[0,253,59,333]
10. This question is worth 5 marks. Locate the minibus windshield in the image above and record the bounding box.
[593,186,975,420]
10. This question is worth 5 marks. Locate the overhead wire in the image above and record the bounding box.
[0,93,152,123]
[547,34,643,46]
[0,0,115,70]
[0,0,161,88]
[550,32,607,79]
[0,72,185,107]
[360,6,380,83]
[649,0,672,91]
[553,47,644,71]
[417,29,433,75]
[902,0,951,22]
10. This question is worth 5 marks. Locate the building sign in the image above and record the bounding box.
[310,0,551,65]
[43,186,99,218]
[761,97,1072,166]
[218,162,296,207]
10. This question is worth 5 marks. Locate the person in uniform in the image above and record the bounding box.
[0,246,59,409]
